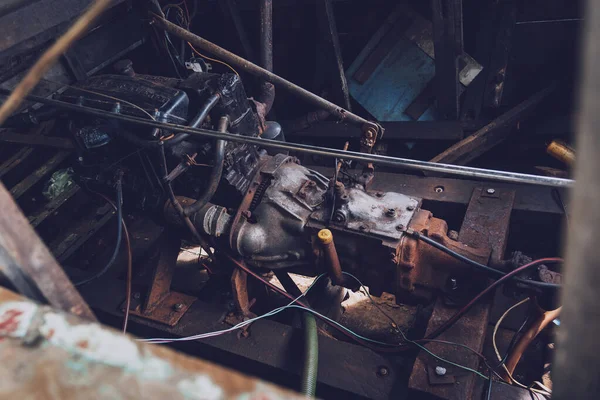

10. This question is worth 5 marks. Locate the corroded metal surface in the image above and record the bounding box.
[0,287,302,399]
[409,187,515,399]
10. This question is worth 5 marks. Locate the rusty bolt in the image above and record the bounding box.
[377,366,389,377]
[434,186,444,193]
[406,205,415,211]
[448,230,459,241]
[385,208,396,217]
[173,303,185,311]
[133,292,140,300]
[364,126,378,139]
[486,188,496,194]
[396,224,404,231]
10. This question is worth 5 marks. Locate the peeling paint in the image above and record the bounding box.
[176,375,223,400]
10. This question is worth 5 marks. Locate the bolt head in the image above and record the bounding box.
[434,186,444,193]
[359,225,367,231]
[486,188,496,194]
[377,366,389,377]
[435,366,447,376]
[406,205,415,211]
[386,208,396,217]
[173,303,185,311]
[396,224,404,231]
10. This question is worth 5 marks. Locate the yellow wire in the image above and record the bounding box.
[492,298,552,397]
[188,42,239,76]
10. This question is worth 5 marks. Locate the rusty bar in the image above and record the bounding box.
[0,287,302,399]
[151,13,374,131]
[0,181,95,320]
[259,0,273,72]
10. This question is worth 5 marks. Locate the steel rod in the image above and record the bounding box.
[150,13,374,130]
[0,89,573,188]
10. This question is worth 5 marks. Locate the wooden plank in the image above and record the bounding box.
[430,85,555,165]
[9,150,70,200]
[0,181,95,320]
[27,183,80,228]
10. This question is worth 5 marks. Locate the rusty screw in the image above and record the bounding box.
[377,366,389,377]
[173,303,184,311]
[386,208,396,217]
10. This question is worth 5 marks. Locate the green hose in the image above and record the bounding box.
[301,312,319,397]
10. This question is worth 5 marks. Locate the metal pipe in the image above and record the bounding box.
[257,0,275,115]
[165,93,220,148]
[554,0,600,397]
[182,116,228,216]
[150,13,374,130]
[0,89,573,187]
[317,229,344,286]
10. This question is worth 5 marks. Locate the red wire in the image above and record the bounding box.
[424,257,563,341]
[225,254,563,353]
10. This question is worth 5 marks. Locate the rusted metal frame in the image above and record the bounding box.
[0,181,95,320]
[315,0,351,111]
[151,14,380,139]
[431,0,463,120]
[0,130,74,149]
[313,167,566,216]
[49,204,114,263]
[27,183,80,227]
[408,187,515,399]
[430,85,555,165]
[0,287,302,400]
[8,150,71,200]
[127,232,196,326]
[82,276,403,399]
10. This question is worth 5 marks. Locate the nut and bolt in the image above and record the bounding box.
[406,205,415,211]
[377,366,389,377]
[434,186,444,193]
[396,224,404,231]
[173,303,185,311]
[435,366,447,376]
[385,208,396,217]
[486,188,496,194]
[448,230,459,241]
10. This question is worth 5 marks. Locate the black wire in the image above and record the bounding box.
[75,173,123,286]
[413,233,561,289]
[486,369,494,400]
[496,314,530,369]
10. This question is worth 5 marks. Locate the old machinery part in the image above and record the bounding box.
[547,139,575,166]
[317,229,344,287]
[0,87,573,188]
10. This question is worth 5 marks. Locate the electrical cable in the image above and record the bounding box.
[492,298,553,397]
[424,257,563,342]
[74,173,124,287]
[412,232,561,289]
[88,189,133,333]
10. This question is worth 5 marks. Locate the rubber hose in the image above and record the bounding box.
[301,312,319,397]
[182,116,227,216]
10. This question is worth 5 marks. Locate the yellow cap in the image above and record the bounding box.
[318,229,333,244]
